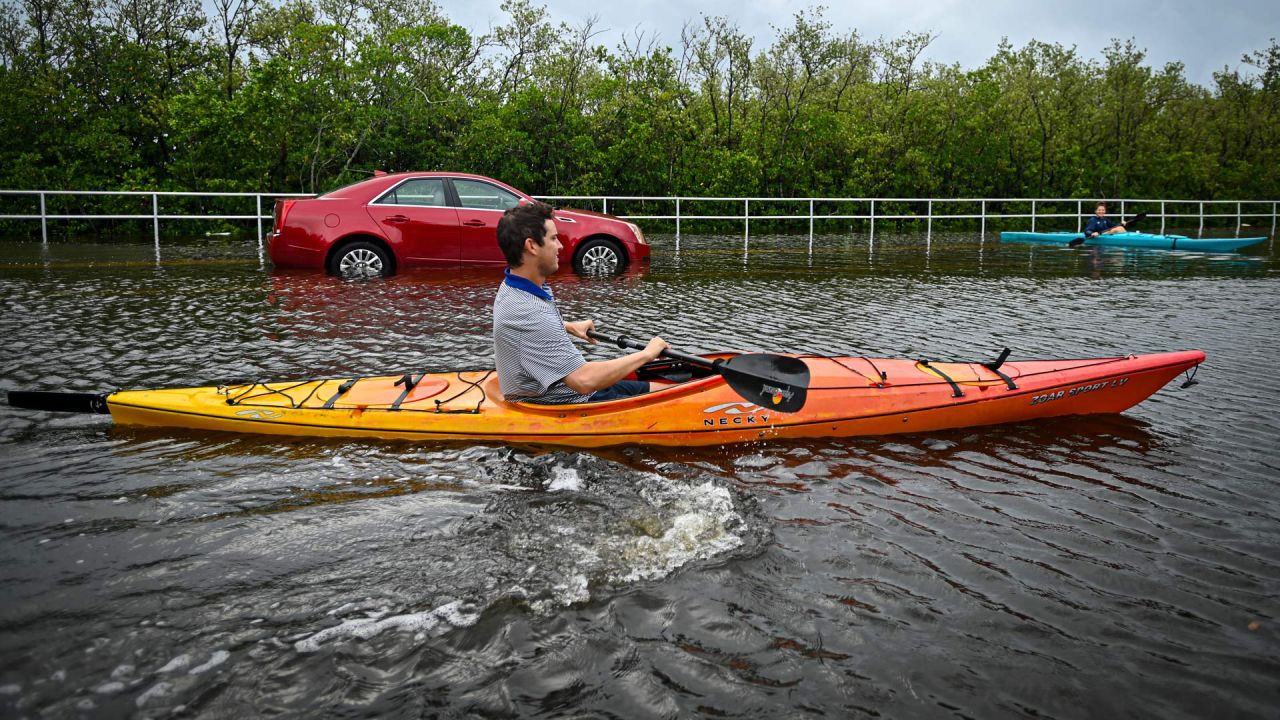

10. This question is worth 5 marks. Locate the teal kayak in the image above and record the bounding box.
[1000,231,1267,253]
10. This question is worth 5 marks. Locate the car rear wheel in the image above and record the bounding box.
[573,238,625,276]
[328,241,392,278]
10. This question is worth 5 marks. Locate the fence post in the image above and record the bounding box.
[743,198,749,252]
[808,199,814,254]
[981,199,986,238]
[256,194,264,259]
[1272,201,1277,242]
[675,197,681,240]
[1077,200,1082,233]
[1199,201,1204,238]
[40,192,47,243]
[927,199,933,240]
[1237,201,1242,236]
[152,193,160,260]
[1160,200,1166,235]
[602,198,608,215]
[1031,200,1036,232]
[869,199,876,243]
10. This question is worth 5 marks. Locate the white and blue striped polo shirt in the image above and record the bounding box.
[493,270,591,404]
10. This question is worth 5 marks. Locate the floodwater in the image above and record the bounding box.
[0,231,1277,718]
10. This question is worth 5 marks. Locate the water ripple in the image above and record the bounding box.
[0,234,1277,717]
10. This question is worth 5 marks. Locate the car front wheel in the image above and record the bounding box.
[572,238,625,276]
[328,241,392,278]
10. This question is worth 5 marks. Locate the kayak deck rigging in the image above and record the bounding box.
[213,348,1146,412]
[222,370,499,414]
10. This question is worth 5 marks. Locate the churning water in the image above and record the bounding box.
[0,231,1277,718]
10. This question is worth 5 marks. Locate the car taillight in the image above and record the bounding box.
[274,199,296,232]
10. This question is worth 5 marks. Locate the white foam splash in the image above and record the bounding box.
[527,477,748,611]
[609,481,745,584]
[294,600,479,653]
[548,465,582,492]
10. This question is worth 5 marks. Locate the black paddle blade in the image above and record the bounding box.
[1068,236,1086,247]
[717,354,810,413]
[7,391,111,414]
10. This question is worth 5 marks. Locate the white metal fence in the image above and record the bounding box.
[0,190,312,258]
[2,190,1276,255]
[538,196,1278,252]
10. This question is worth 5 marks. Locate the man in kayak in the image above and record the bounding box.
[493,201,669,404]
[1083,203,1129,238]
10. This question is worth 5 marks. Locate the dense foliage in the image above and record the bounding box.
[1,0,1276,199]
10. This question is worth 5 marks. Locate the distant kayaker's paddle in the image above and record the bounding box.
[587,330,810,412]
[1069,211,1148,247]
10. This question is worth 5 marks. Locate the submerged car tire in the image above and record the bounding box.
[328,240,393,279]
[572,238,625,276]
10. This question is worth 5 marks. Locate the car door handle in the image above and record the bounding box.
[462,219,487,227]
[384,215,409,223]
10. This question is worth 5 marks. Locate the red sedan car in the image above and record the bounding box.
[267,172,650,278]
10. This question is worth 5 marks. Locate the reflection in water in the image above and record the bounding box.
[0,233,1277,718]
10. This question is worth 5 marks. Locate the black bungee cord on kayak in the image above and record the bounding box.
[795,346,1020,393]
[432,371,493,414]
[220,371,495,414]
[799,354,888,388]
[223,379,327,408]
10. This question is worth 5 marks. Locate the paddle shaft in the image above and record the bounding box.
[585,329,811,412]
[586,331,720,369]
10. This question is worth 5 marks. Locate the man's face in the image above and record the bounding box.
[1095,205,1107,217]
[528,218,561,275]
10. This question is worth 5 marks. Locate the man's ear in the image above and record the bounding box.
[524,237,539,255]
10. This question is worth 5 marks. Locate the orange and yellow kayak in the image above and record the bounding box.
[16,349,1204,447]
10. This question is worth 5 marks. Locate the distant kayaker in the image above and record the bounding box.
[492,201,669,404]
[1083,203,1128,238]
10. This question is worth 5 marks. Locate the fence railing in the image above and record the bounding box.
[0,190,312,259]
[2,191,1276,256]
[537,196,1278,252]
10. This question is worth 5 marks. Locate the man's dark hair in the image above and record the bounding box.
[1096,202,1107,210]
[497,201,555,266]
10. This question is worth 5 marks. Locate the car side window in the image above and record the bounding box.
[453,179,521,211]
[374,178,447,207]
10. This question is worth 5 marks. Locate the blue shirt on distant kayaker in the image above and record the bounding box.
[1084,203,1128,238]
[492,201,667,404]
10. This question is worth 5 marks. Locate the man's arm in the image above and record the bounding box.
[562,336,668,395]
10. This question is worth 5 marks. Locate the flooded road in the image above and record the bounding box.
[1,232,1277,717]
